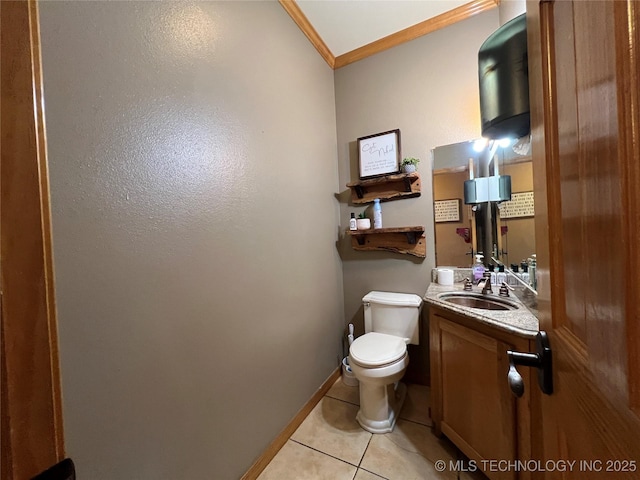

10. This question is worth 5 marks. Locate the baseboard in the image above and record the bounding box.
[240,367,341,480]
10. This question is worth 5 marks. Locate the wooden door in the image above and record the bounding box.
[1,0,65,477]
[527,0,640,477]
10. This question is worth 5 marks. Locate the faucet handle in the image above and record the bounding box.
[463,278,472,291]
[499,281,515,297]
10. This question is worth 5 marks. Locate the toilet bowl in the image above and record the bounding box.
[348,291,422,434]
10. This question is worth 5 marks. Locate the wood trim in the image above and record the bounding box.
[30,0,66,453]
[280,0,499,70]
[441,422,485,465]
[429,311,443,436]
[334,0,500,69]
[1,300,11,480]
[439,317,497,352]
[0,0,65,477]
[614,0,640,413]
[240,367,341,480]
[278,0,335,69]
[530,0,562,333]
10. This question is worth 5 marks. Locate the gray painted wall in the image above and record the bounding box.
[39,1,502,477]
[334,11,499,375]
[39,2,343,478]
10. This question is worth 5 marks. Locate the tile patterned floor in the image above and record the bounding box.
[257,378,488,480]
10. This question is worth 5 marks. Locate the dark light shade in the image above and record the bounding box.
[464,178,488,204]
[478,14,529,139]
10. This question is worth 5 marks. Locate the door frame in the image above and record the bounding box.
[1,0,65,477]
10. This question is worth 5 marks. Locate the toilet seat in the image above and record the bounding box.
[349,332,407,368]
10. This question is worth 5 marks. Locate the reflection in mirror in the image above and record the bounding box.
[432,139,535,285]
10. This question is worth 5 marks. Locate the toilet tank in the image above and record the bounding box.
[363,291,422,345]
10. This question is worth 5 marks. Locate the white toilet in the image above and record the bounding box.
[348,291,422,434]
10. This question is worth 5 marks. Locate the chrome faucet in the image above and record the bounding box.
[479,275,493,295]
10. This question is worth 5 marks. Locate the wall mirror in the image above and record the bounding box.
[432,139,535,280]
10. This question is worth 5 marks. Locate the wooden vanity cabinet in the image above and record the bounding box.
[429,306,533,480]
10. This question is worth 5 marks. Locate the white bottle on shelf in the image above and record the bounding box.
[373,198,382,229]
[349,213,357,231]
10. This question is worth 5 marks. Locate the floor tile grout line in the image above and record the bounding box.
[358,466,391,479]
[398,416,434,428]
[288,438,363,470]
[324,393,359,407]
[356,434,373,469]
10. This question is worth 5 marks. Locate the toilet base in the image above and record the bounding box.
[356,381,407,434]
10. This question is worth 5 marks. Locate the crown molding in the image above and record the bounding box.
[334,0,500,69]
[280,0,499,70]
[278,0,335,68]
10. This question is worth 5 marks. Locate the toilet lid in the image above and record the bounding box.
[349,332,407,367]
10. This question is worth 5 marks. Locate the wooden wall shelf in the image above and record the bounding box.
[347,226,426,258]
[346,172,421,204]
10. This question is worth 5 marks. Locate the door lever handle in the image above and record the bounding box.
[506,331,553,397]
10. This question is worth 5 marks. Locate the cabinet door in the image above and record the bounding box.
[438,316,517,480]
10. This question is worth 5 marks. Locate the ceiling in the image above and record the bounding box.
[295,0,471,57]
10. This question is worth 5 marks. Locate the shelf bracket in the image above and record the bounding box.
[403,177,412,192]
[354,185,365,199]
[353,234,366,246]
[405,232,418,244]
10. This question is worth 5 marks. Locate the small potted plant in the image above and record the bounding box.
[356,212,371,230]
[401,157,420,173]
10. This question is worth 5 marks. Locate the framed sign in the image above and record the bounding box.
[357,129,401,179]
[434,199,461,223]
[498,191,535,218]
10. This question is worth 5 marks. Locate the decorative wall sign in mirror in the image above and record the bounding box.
[432,139,535,280]
[499,191,535,218]
[434,199,461,223]
[357,129,401,179]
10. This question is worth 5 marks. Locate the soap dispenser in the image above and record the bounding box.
[472,254,485,282]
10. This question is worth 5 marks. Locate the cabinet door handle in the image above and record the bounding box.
[506,331,553,397]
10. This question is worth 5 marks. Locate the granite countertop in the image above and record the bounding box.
[423,281,539,339]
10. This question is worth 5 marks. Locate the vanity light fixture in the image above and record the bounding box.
[473,138,489,152]
[497,137,512,148]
